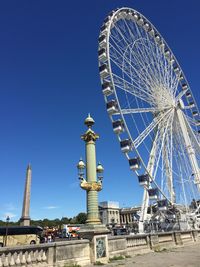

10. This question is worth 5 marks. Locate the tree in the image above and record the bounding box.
[75,212,87,224]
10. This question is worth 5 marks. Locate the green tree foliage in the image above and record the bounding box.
[0,212,87,228]
[75,212,87,224]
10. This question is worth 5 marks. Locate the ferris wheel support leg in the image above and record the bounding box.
[163,147,175,204]
[139,130,159,233]
[197,183,200,192]
[176,108,200,188]
[139,188,149,233]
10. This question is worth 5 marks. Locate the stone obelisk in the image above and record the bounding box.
[20,164,32,226]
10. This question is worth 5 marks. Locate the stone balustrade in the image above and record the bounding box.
[126,234,148,247]
[0,245,48,266]
[126,234,150,255]
[0,230,199,266]
[0,240,90,267]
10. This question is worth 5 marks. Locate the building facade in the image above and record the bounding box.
[120,207,140,225]
[99,201,140,228]
[99,201,120,227]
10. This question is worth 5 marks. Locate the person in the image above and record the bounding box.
[47,234,52,243]
[51,233,55,242]
[67,232,71,240]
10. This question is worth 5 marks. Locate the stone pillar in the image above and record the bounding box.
[126,214,128,224]
[192,230,199,242]
[122,215,124,224]
[85,137,101,224]
[149,234,159,249]
[174,232,183,245]
[20,164,32,226]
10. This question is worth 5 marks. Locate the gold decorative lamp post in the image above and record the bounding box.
[77,114,109,264]
[77,114,103,225]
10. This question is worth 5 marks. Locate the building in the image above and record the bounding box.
[99,201,141,229]
[99,201,120,227]
[120,206,140,226]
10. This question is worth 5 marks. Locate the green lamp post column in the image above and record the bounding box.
[77,114,104,225]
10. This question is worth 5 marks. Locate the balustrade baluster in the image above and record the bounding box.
[9,255,15,266]
[42,250,47,262]
[15,254,21,265]
[37,251,42,262]
[27,252,32,264]
[3,256,8,267]
[21,254,26,265]
[31,251,37,265]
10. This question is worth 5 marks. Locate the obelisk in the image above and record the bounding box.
[20,164,32,226]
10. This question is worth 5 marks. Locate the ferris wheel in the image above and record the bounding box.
[98,7,200,231]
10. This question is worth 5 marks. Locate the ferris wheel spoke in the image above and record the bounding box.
[176,109,200,187]
[182,113,200,154]
[131,21,176,95]
[146,126,162,177]
[140,119,171,223]
[174,131,192,183]
[112,73,157,105]
[110,30,177,103]
[173,133,193,207]
[110,49,153,88]
[121,107,164,115]
[126,18,163,77]
[184,114,198,127]
[130,40,164,83]
[162,114,175,202]
[141,27,178,97]
[110,41,160,92]
[133,109,172,148]
[175,87,185,102]
[110,25,169,92]
[112,59,173,109]
[150,112,173,182]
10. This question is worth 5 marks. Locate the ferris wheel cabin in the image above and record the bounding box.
[182,84,188,91]
[98,35,106,48]
[99,64,109,79]
[98,48,107,62]
[138,174,149,186]
[148,188,158,200]
[120,139,132,153]
[106,100,118,115]
[157,199,169,211]
[102,81,113,96]
[129,158,140,171]
[112,120,124,134]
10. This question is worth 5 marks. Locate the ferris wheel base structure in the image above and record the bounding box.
[98,7,200,233]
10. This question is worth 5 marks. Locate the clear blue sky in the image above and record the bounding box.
[0,0,200,221]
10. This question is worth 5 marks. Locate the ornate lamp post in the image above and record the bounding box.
[4,216,10,247]
[77,114,104,225]
[77,114,109,264]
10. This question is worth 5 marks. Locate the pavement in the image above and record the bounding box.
[91,243,200,267]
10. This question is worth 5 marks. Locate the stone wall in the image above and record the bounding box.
[0,230,199,266]
[0,239,90,267]
[108,230,200,258]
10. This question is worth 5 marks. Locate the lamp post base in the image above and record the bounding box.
[86,218,101,225]
[79,224,110,264]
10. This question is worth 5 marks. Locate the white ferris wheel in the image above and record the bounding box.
[98,7,200,232]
